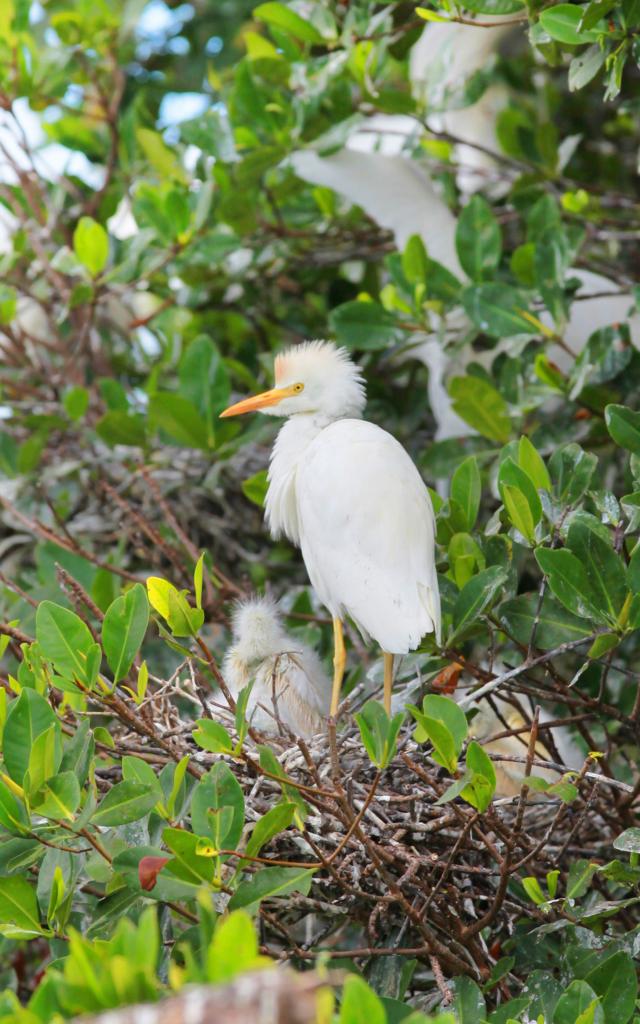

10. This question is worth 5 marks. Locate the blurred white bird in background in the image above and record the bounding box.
[221,341,441,715]
[290,19,639,448]
[467,694,582,797]
[223,596,329,737]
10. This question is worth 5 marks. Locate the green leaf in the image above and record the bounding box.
[179,335,229,446]
[419,694,468,752]
[253,2,324,43]
[613,828,640,852]
[3,689,57,785]
[242,469,269,508]
[95,411,147,448]
[535,547,608,623]
[499,457,542,526]
[402,234,429,284]
[518,436,551,492]
[0,779,29,835]
[605,404,640,456]
[451,976,487,1024]
[449,377,511,443]
[550,444,597,504]
[522,875,547,906]
[102,584,149,684]
[193,553,205,610]
[460,741,496,812]
[462,284,538,339]
[452,566,507,636]
[566,520,628,623]
[206,910,267,983]
[191,763,244,852]
[355,700,404,769]
[192,719,233,754]
[339,974,386,1024]
[552,980,603,1024]
[136,128,187,182]
[499,593,591,650]
[584,951,637,1024]
[93,781,159,826]
[455,196,502,280]
[36,601,97,685]
[31,772,81,821]
[0,877,44,939]
[408,706,458,772]
[539,4,603,44]
[228,864,316,913]
[569,44,606,91]
[27,723,62,795]
[63,387,89,421]
[502,484,536,544]
[245,803,296,860]
[149,393,211,450]
[451,457,481,532]
[329,301,403,350]
[73,216,109,277]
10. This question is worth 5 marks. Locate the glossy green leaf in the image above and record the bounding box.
[3,689,57,785]
[451,457,481,531]
[339,974,386,1024]
[0,877,44,939]
[36,601,96,684]
[452,566,508,636]
[32,772,81,821]
[102,584,149,683]
[462,284,538,339]
[536,547,608,623]
[539,5,603,44]
[191,763,244,852]
[605,404,640,456]
[93,781,159,826]
[456,196,502,280]
[254,2,323,43]
[552,980,603,1024]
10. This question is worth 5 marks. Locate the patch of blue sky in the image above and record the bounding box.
[158,93,209,128]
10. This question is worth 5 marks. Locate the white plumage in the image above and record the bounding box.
[220,341,441,713]
[223,596,329,737]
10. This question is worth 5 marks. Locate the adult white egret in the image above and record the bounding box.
[220,341,441,716]
[223,596,329,737]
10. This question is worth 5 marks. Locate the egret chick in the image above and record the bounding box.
[223,597,330,738]
[220,341,441,715]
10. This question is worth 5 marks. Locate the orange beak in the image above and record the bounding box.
[219,385,296,418]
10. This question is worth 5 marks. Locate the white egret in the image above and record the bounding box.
[220,341,441,716]
[223,596,329,738]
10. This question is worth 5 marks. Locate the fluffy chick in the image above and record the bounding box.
[222,597,330,738]
[468,696,581,798]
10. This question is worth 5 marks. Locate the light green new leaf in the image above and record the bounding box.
[503,484,536,544]
[206,910,268,983]
[518,436,551,492]
[339,974,386,1024]
[73,216,109,276]
[253,2,324,43]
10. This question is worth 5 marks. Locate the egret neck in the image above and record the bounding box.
[265,412,347,547]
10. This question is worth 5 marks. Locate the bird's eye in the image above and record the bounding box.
[292,383,304,393]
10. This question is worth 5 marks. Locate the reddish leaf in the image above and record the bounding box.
[138,855,170,891]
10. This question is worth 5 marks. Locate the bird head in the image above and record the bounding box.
[229,595,291,664]
[220,340,366,421]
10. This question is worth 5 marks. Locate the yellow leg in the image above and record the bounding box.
[330,617,346,717]
[383,652,394,715]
